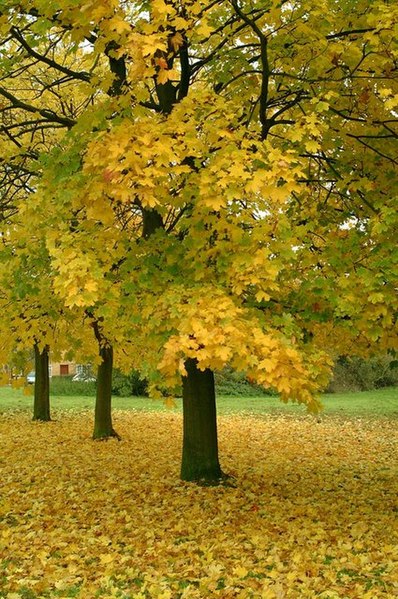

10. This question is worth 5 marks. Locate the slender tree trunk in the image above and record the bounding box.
[93,345,120,440]
[181,358,224,483]
[33,343,51,421]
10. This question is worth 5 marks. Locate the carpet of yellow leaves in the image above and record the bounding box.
[1,411,397,598]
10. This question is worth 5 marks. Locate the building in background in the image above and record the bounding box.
[51,361,77,377]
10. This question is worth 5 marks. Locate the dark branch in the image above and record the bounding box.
[326,28,375,40]
[10,26,91,82]
[0,86,76,128]
[178,37,190,101]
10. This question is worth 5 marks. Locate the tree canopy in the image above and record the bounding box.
[0,0,397,412]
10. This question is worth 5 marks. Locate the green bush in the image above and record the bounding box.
[50,376,96,396]
[50,370,148,397]
[111,369,148,397]
[327,355,398,393]
[214,367,276,397]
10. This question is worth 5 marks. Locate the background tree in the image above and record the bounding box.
[0,25,124,435]
[32,342,50,421]
[0,26,85,418]
[0,221,102,421]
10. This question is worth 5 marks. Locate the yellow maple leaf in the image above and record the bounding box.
[164,397,177,409]
[289,128,304,142]
[84,280,98,294]
[233,565,248,578]
[170,32,184,52]
[305,139,319,153]
[196,21,213,37]
[157,68,170,85]
[107,16,131,34]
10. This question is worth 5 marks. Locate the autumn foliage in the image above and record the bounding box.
[1,410,397,598]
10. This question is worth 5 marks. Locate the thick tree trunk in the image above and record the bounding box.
[181,358,224,483]
[33,343,51,421]
[93,345,120,440]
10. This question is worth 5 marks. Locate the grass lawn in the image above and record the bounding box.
[0,385,396,418]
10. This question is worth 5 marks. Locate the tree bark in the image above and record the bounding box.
[93,345,120,440]
[32,343,51,421]
[181,358,224,483]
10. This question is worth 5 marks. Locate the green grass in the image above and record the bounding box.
[0,385,396,418]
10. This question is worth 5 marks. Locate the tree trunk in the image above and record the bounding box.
[33,343,51,421]
[93,345,120,440]
[181,358,224,483]
[142,208,164,239]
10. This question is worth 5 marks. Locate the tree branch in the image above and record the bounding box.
[10,26,91,82]
[0,86,76,128]
[178,37,190,101]
[326,28,374,40]
[229,0,270,138]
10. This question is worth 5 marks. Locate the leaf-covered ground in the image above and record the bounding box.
[0,411,397,598]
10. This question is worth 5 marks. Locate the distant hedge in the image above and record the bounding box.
[214,367,276,397]
[49,356,398,397]
[50,376,96,396]
[215,356,398,395]
[50,370,148,397]
[111,369,148,397]
[326,355,398,393]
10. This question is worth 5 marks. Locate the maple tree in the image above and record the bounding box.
[33,342,51,420]
[0,0,397,480]
[0,223,101,420]
[0,232,55,421]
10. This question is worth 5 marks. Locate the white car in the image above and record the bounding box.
[72,372,96,382]
[26,371,35,384]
